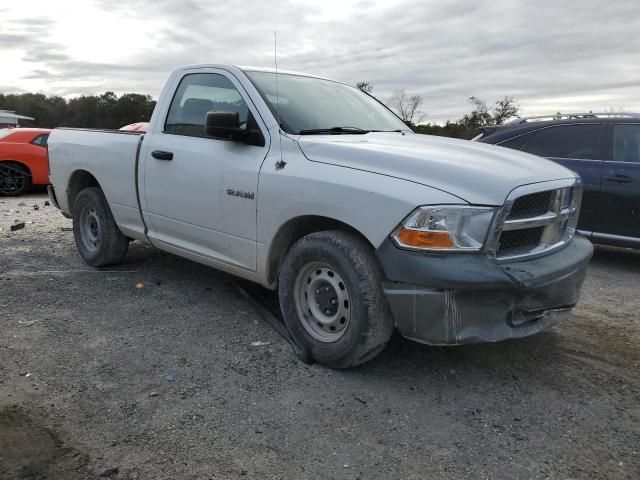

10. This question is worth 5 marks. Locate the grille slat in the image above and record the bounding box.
[508,191,553,219]
[495,186,576,259]
[498,227,544,253]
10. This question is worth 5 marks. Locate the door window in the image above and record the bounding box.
[613,125,640,163]
[164,73,249,138]
[498,132,533,150]
[523,124,601,159]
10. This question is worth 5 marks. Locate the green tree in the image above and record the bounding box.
[356,81,374,94]
[414,121,473,139]
[111,93,155,127]
[416,95,521,139]
[492,96,520,125]
[0,91,156,129]
[459,95,519,130]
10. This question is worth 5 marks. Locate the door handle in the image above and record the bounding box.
[604,174,632,184]
[151,150,173,161]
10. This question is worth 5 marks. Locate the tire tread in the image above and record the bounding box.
[279,230,394,368]
[72,187,128,267]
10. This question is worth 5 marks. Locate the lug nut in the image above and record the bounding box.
[316,303,320,308]
[316,289,320,294]
[325,309,331,315]
[331,299,336,305]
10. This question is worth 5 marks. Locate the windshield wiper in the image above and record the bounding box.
[298,126,370,135]
[368,129,405,133]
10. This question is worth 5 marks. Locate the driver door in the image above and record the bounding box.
[141,70,269,272]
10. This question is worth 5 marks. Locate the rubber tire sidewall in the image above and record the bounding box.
[279,230,394,369]
[72,187,128,267]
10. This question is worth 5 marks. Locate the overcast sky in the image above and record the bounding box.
[1,0,639,123]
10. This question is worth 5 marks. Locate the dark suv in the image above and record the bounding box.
[477,113,640,249]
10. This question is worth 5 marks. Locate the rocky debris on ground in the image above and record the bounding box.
[1,193,71,236]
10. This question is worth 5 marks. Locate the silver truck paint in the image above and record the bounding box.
[47,64,592,355]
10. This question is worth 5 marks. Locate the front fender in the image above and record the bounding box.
[256,137,466,283]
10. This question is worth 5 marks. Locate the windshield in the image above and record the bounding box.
[244,71,409,135]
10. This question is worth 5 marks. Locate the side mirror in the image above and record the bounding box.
[205,111,265,147]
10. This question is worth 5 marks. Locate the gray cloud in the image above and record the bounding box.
[2,0,640,121]
[0,33,34,47]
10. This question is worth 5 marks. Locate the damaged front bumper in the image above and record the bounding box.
[376,234,593,345]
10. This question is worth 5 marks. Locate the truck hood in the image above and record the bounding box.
[297,132,577,205]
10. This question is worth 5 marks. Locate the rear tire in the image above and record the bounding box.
[72,187,128,267]
[0,162,30,196]
[278,230,394,369]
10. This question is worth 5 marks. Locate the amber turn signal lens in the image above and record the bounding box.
[395,228,456,249]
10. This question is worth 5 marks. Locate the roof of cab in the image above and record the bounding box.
[172,64,338,83]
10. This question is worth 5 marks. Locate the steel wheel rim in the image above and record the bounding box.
[294,261,351,343]
[0,166,26,194]
[79,205,101,252]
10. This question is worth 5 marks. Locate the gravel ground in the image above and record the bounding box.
[1,193,639,480]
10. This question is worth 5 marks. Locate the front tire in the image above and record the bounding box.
[72,187,128,267]
[278,231,394,368]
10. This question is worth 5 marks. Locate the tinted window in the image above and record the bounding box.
[31,134,49,147]
[613,124,640,163]
[165,73,249,138]
[523,124,601,159]
[498,132,533,150]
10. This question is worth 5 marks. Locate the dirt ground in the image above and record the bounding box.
[1,193,638,480]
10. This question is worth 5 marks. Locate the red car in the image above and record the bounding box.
[119,122,149,132]
[0,128,51,195]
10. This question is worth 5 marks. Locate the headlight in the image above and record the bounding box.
[392,206,497,251]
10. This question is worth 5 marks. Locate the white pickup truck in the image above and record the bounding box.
[47,64,593,368]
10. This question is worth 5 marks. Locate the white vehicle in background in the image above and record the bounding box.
[47,65,592,368]
[0,109,34,129]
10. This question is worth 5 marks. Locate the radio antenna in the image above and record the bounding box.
[273,31,286,170]
[274,31,281,130]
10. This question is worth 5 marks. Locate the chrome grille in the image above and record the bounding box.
[509,191,553,219]
[498,227,545,252]
[489,179,582,260]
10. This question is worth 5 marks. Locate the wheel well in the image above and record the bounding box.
[67,170,100,213]
[0,160,32,178]
[266,215,374,285]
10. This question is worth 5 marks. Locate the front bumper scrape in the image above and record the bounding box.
[376,235,593,345]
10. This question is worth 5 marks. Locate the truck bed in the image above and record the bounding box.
[47,128,147,240]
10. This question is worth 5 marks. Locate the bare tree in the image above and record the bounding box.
[356,81,374,94]
[387,89,424,125]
